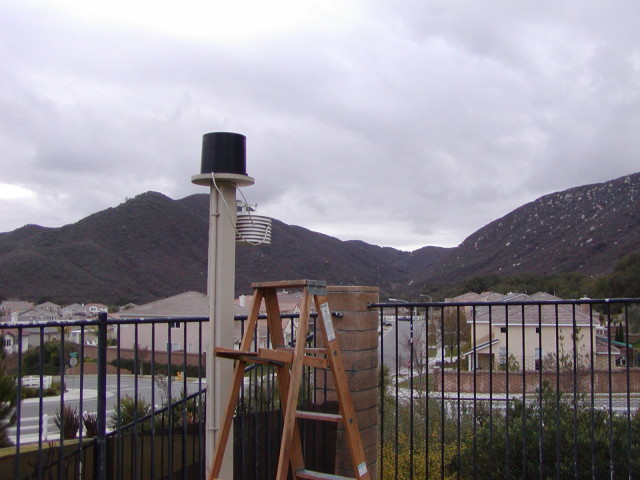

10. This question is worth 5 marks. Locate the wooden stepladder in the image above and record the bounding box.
[209,280,370,480]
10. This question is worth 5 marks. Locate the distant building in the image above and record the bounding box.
[0,300,35,316]
[62,303,90,318]
[86,303,109,316]
[119,291,209,353]
[1,328,31,354]
[36,301,61,316]
[118,290,305,353]
[447,292,625,371]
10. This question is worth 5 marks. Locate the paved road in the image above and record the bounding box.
[380,317,429,372]
[8,375,205,444]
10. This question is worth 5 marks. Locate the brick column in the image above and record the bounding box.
[321,285,379,479]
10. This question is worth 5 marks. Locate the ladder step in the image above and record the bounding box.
[251,279,326,290]
[215,347,285,366]
[296,469,355,480]
[214,347,257,359]
[296,410,344,423]
[259,348,329,369]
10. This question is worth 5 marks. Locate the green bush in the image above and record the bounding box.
[110,394,153,431]
[82,412,98,437]
[110,358,203,379]
[0,364,16,447]
[20,381,64,399]
[54,404,80,439]
[22,342,78,375]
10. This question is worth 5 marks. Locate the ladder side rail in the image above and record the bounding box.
[276,288,313,480]
[314,295,371,480]
[263,289,306,476]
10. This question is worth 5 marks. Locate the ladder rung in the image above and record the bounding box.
[257,348,329,369]
[290,347,330,369]
[304,355,329,369]
[280,347,328,355]
[296,469,355,480]
[296,410,344,423]
[258,348,292,364]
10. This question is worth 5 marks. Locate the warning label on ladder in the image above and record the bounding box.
[320,302,335,341]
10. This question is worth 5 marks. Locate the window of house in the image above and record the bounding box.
[535,327,540,334]
[534,347,542,370]
[166,342,180,352]
[500,327,507,333]
[499,347,507,365]
[169,321,181,328]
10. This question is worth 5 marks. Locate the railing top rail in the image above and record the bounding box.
[0,315,209,329]
[369,297,640,309]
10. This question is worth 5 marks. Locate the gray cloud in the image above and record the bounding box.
[1,0,639,250]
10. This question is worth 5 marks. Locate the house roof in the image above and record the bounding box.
[445,292,481,303]
[461,337,500,357]
[119,292,209,318]
[596,335,621,355]
[64,303,85,309]
[0,328,33,337]
[452,292,594,327]
[0,301,35,313]
[37,301,61,309]
[471,303,592,326]
[119,289,306,321]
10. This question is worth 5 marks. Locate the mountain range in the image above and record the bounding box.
[1,173,639,305]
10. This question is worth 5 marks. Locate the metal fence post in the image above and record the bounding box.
[95,311,108,480]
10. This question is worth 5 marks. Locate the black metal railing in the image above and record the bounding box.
[372,297,640,479]
[1,310,337,480]
[0,313,207,480]
[6,296,638,479]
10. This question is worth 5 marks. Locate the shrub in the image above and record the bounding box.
[54,404,80,439]
[110,394,153,431]
[82,412,98,437]
[0,365,16,447]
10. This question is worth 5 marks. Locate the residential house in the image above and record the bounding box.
[15,306,62,323]
[86,303,109,316]
[1,328,31,354]
[36,301,62,316]
[0,300,35,316]
[62,303,90,318]
[0,309,62,348]
[450,292,624,371]
[119,291,210,353]
[118,290,305,353]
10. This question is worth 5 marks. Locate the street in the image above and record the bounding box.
[8,375,205,444]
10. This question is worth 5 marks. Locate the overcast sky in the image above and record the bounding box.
[1,1,639,251]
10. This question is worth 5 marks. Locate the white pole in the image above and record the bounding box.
[193,133,254,480]
[206,180,238,479]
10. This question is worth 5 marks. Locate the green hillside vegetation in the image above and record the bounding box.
[429,251,640,302]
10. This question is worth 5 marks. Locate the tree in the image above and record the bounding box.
[615,325,625,343]
[432,308,470,360]
[23,341,77,375]
[0,352,16,447]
